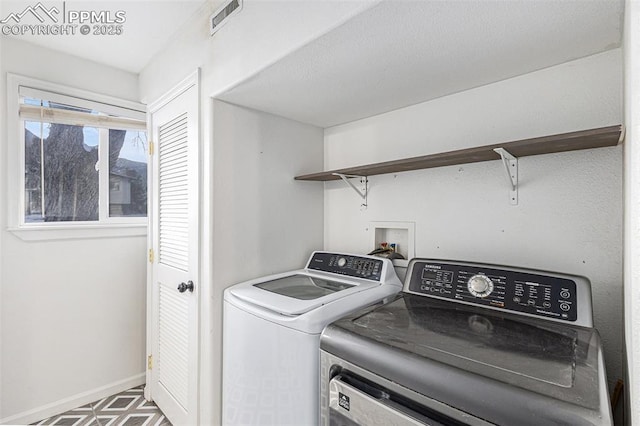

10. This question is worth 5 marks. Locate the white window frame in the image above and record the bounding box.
[7,73,149,241]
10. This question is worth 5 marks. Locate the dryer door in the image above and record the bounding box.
[328,374,477,426]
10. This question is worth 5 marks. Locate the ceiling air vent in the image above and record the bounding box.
[210,0,242,36]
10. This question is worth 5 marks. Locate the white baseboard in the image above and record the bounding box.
[0,373,145,425]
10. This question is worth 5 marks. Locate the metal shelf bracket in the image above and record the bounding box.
[493,148,518,205]
[332,173,368,208]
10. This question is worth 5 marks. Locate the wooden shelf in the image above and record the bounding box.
[294,125,623,181]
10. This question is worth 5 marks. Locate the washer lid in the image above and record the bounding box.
[228,273,379,316]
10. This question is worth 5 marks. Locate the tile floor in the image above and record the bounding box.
[32,386,171,426]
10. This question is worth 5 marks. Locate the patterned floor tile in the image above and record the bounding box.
[115,413,155,426]
[32,386,171,426]
[84,415,118,426]
[49,415,91,426]
[100,395,142,412]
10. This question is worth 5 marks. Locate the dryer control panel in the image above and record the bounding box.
[307,252,384,281]
[405,260,593,327]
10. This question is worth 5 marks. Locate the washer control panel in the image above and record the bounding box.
[406,260,584,324]
[307,252,383,281]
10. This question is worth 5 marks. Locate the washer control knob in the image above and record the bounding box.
[337,257,347,268]
[467,274,494,298]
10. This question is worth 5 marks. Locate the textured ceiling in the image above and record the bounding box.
[218,0,624,128]
[0,0,207,73]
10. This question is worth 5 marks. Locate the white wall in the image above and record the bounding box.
[324,50,624,391]
[211,100,324,282]
[624,2,640,423]
[0,38,147,424]
[0,30,5,426]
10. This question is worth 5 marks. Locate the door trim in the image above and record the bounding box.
[148,70,200,114]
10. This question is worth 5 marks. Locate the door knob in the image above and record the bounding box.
[177,281,194,293]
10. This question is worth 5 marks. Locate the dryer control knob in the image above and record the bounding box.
[337,257,347,267]
[467,274,494,298]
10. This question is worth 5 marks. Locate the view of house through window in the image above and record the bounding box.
[108,130,148,218]
[21,95,147,223]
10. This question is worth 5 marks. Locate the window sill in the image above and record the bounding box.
[8,223,148,241]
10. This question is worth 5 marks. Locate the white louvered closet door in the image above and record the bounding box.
[149,76,199,426]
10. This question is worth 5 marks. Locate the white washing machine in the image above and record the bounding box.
[222,251,402,426]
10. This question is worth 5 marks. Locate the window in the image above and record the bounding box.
[8,75,148,239]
